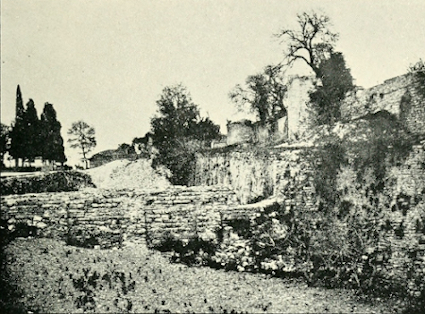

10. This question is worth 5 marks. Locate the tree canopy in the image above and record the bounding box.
[7,86,68,167]
[22,99,42,162]
[9,85,26,166]
[276,11,354,126]
[151,84,220,185]
[308,52,355,125]
[40,103,67,164]
[68,121,96,169]
[229,65,287,126]
[276,11,338,78]
[0,123,10,168]
[151,84,220,145]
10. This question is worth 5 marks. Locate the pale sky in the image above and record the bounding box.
[1,0,424,166]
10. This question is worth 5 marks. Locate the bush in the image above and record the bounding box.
[153,230,218,266]
[0,171,95,195]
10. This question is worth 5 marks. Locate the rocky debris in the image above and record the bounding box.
[84,159,171,190]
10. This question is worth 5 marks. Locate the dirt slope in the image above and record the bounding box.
[85,159,171,190]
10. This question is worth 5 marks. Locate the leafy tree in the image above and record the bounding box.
[0,123,10,168]
[40,103,67,165]
[117,143,135,155]
[275,11,338,78]
[151,84,220,185]
[9,85,26,167]
[229,65,287,126]
[68,121,96,169]
[308,52,354,125]
[276,11,354,126]
[22,99,42,164]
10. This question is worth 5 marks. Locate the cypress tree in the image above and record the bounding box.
[22,99,42,164]
[9,85,26,167]
[40,103,66,165]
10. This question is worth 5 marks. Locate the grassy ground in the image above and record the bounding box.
[1,238,398,313]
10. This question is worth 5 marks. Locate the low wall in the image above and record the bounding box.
[1,185,280,248]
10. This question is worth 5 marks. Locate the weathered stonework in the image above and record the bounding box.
[341,73,425,136]
[1,185,281,248]
[191,147,316,205]
[285,76,315,140]
[226,120,255,146]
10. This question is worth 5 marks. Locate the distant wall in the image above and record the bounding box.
[226,120,254,145]
[285,77,314,140]
[341,73,425,136]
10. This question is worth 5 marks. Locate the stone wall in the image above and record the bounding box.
[191,147,316,205]
[226,120,255,146]
[285,76,314,140]
[1,186,279,248]
[341,73,425,136]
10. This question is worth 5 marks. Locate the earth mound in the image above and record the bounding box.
[85,159,171,189]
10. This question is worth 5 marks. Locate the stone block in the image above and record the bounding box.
[36,222,48,229]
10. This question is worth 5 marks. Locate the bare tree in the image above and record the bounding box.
[276,11,338,78]
[68,121,96,169]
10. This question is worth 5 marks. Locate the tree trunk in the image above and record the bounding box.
[82,148,87,169]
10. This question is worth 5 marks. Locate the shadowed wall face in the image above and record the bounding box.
[341,73,425,136]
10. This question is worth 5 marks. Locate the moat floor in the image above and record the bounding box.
[1,238,398,313]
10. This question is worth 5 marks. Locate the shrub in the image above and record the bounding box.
[153,231,218,266]
[0,170,95,195]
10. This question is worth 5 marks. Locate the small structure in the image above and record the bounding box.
[284,76,315,141]
[211,135,227,149]
[89,143,138,168]
[226,120,255,146]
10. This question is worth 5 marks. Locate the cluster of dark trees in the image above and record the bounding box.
[1,85,66,168]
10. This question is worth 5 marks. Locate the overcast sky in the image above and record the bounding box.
[1,0,424,166]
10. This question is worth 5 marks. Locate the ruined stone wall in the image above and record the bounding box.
[285,76,314,140]
[341,73,425,136]
[191,147,316,205]
[226,120,254,145]
[1,186,276,248]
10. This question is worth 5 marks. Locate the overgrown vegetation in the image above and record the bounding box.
[0,171,95,195]
[150,84,221,185]
[154,117,425,313]
[308,51,355,126]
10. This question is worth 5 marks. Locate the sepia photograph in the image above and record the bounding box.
[1,0,424,313]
